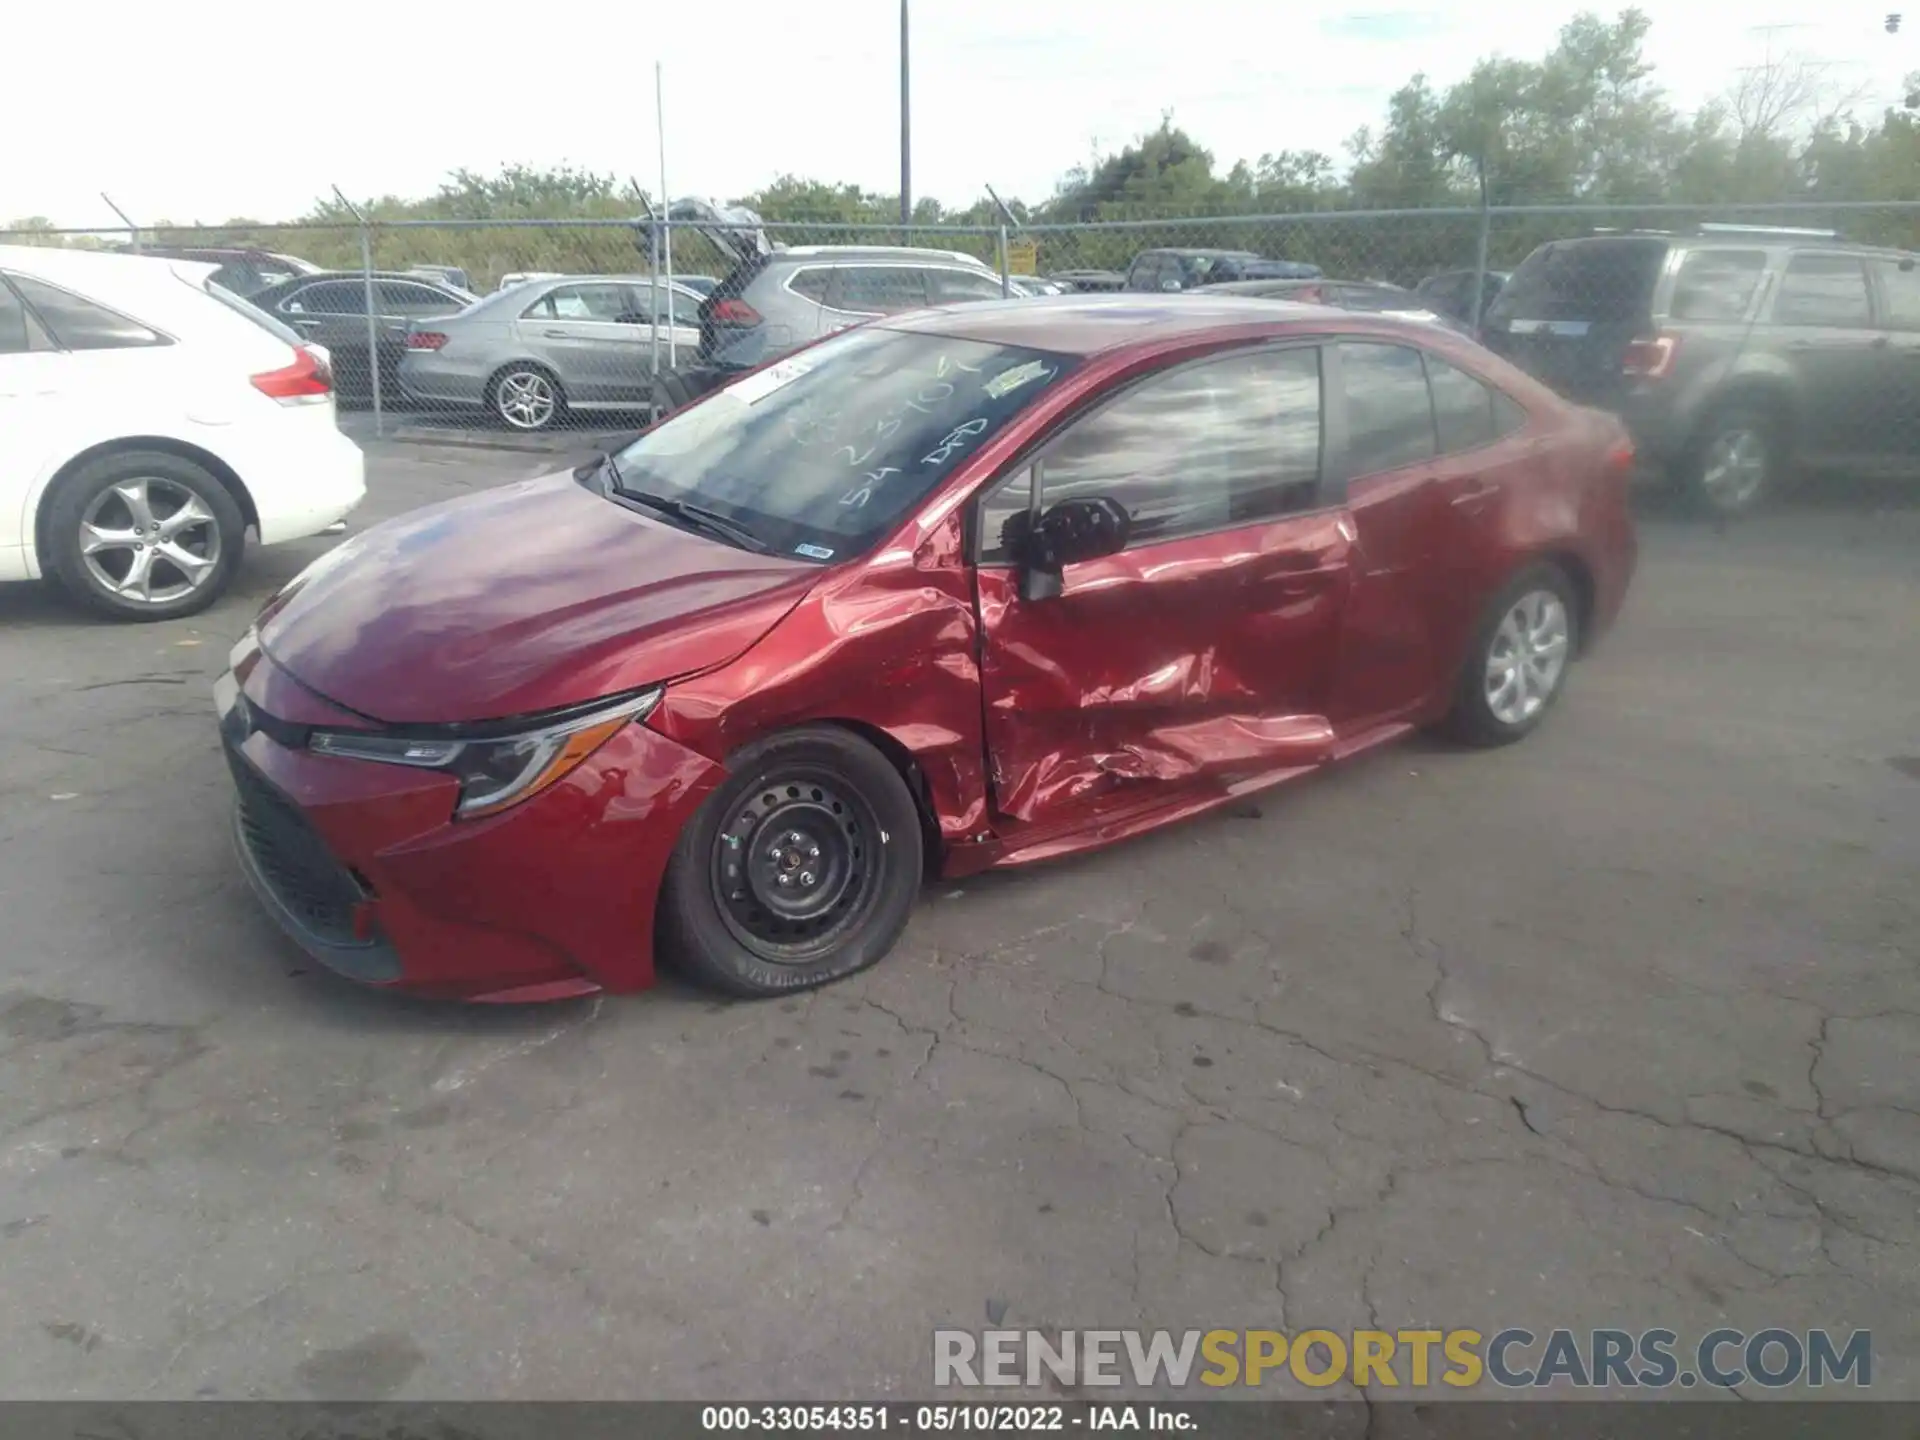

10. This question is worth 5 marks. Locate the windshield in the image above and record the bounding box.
[611,326,1079,562]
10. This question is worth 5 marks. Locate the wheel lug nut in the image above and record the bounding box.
[776,874,792,886]
[800,871,815,886]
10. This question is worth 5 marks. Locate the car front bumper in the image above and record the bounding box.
[215,635,724,1001]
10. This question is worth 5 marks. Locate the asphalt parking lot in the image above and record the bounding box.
[0,425,1915,1407]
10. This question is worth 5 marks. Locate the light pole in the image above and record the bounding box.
[899,0,912,226]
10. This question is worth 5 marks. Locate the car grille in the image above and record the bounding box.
[226,745,367,947]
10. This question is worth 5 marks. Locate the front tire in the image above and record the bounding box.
[1440,563,1579,747]
[489,364,566,431]
[44,450,245,621]
[658,726,924,997]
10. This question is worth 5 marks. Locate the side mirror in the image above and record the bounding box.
[1014,495,1131,601]
[1160,278,1183,292]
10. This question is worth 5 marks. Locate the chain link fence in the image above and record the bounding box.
[7,203,1920,457]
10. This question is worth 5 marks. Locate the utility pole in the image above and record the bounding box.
[899,0,912,226]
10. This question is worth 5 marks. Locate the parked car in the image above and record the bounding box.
[1415,267,1510,324]
[1196,277,1475,335]
[407,264,472,292]
[1,245,364,619]
[650,203,1012,413]
[1124,249,1320,291]
[497,271,561,293]
[1047,269,1127,293]
[248,271,476,403]
[397,274,708,431]
[1008,275,1064,297]
[214,293,1635,1002]
[1480,225,1920,514]
[111,245,320,299]
[671,275,719,297]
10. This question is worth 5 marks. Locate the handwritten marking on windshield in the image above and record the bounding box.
[901,382,956,416]
[921,418,990,467]
[839,467,902,508]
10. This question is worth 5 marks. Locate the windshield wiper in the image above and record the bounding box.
[616,486,772,555]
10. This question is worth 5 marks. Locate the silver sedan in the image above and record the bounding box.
[396,274,705,431]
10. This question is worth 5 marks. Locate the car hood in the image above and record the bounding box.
[256,471,820,724]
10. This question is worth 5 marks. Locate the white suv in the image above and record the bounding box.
[0,245,366,620]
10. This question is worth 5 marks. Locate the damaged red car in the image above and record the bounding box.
[215,294,1636,1002]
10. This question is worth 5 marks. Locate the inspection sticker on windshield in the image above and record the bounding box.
[728,355,817,405]
[793,543,836,560]
[983,360,1053,399]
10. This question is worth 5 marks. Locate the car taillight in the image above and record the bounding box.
[1621,332,1679,379]
[407,331,448,351]
[710,298,762,325]
[251,346,332,405]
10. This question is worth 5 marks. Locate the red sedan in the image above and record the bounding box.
[215,295,1636,1002]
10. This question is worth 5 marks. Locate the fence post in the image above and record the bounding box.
[634,184,662,413]
[986,184,1018,298]
[101,193,140,256]
[333,186,383,439]
[1469,159,1492,335]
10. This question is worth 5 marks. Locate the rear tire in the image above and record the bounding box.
[1680,403,1782,518]
[488,364,566,432]
[658,726,923,998]
[44,450,245,621]
[1439,563,1579,747]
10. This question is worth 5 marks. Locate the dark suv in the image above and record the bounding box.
[1123,249,1319,291]
[1481,226,1920,513]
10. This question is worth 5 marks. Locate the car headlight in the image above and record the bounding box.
[308,687,662,819]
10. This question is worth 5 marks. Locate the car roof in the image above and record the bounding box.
[770,246,990,266]
[0,243,217,289]
[1138,248,1262,259]
[883,292,1362,356]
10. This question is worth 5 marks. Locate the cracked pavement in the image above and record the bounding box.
[0,422,1915,1404]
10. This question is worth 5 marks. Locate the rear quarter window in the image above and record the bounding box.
[1668,249,1767,321]
[8,275,169,350]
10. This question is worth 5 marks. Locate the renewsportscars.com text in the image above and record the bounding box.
[933,1327,1872,1390]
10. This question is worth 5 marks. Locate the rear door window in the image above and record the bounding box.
[1870,257,1920,331]
[7,275,167,349]
[1341,342,1436,476]
[528,283,630,321]
[282,280,361,316]
[1772,255,1872,328]
[1425,355,1501,454]
[1669,249,1767,321]
[1490,238,1668,323]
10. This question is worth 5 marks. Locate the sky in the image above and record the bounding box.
[6,1,1913,230]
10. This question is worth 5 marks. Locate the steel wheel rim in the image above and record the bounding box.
[79,478,221,606]
[1701,427,1766,507]
[497,371,556,429]
[710,769,884,963]
[1485,589,1571,727]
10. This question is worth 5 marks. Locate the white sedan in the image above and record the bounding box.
[0,245,366,620]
